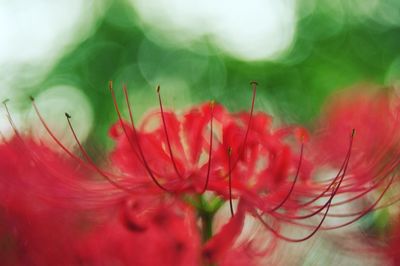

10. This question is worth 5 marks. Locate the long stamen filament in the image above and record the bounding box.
[257,152,349,242]
[120,84,173,192]
[257,200,332,242]
[296,129,355,208]
[230,81,257,172]
[157,85,184,179]
[31,97,86,162]
[65,113,133,193]
[108,83,144,165]
[200,100,215,194]
[0,130,5,143]
[269,129,355,220]
[321,171,395,230]
[31,96,126,181]
[270,141,304,212]
[3,99,24,142]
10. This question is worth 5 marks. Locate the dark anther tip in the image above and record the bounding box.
[250,80,259,86]
[227,146,232,156]
[2,99,10,105]
[65,112,71,119]
[29,96,34,101]
[156,85,160,93]
[351,128,356,137]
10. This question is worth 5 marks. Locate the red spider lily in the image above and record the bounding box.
[106,82,313,208]
[25,81,320,263]
[102,81,359,251]
[0,100,204,265]
[313,87,400,185]
[308,87,400,264]
[273,87,400,254]
[3,82,398,265]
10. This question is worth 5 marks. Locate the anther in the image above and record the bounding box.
[30,96,134,191]
[210,100,215,108]
[65,111,134,193]
[250,80,258,86]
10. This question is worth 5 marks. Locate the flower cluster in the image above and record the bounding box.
[1,83,400,265]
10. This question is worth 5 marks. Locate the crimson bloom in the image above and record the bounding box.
[308,87,400,264]
[311,87,400,221]
[2,82,399,265]
[103,81,358,261]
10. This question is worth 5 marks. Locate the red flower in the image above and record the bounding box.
[4,82,395,265]
[303,86,400,245]
[313,87,400,185]
[0,99,203,265]
[108,83,312,211]
[106,82,345,257]
[0,136,92,265]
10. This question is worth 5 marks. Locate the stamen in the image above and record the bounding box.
[1,113,8,141]
[270,141,304,212]
[3,99,61,174]
[225,81,257,179]
[321,173,394,230]
[200,100,215,194]
[108,83,145,164]
[121,84,173,192]
[228,146,234,217]
[0,130,6,143]
[257,164,346,242]
[315,151,398,210]
[234,81,257,165]
[257,200,332,242]
[65,112,133,193]
[268,129,355,220]
[31,96,125,182]
[296,129,356,208]
[3,99,23,141]
[31,96,78,159]
[319,140,397,221]
[269,128,397,230]
[156,85,183,179]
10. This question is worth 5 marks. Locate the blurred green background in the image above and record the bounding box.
[1,0,400,151]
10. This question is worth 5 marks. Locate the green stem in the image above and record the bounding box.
[199,210,214,243]
[184,194,224,243]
